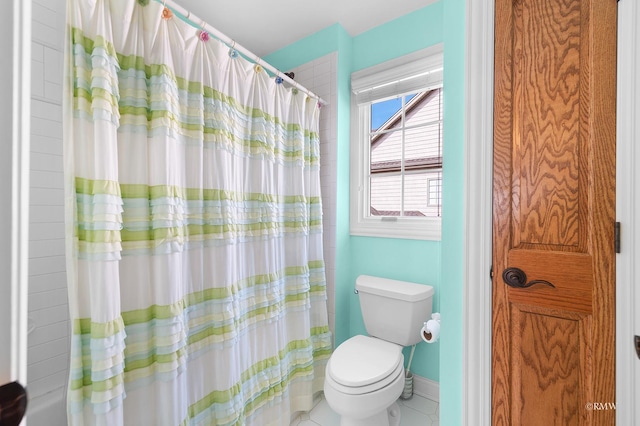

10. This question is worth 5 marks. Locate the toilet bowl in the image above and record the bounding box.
[323,275,434,426]
[324,335,404,426]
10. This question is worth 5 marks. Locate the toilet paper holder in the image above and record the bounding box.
[421,313,441,343]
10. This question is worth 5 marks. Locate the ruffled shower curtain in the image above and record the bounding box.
[63,0,332,424]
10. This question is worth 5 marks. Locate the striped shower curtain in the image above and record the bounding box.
[63,0,332,424]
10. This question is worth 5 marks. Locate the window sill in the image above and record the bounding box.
[349,217,442,241]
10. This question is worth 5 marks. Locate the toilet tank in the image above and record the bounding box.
[356,275,434,346]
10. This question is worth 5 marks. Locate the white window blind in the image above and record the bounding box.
[351,44,444,105]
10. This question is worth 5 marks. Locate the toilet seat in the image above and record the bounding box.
[326,335,404,395]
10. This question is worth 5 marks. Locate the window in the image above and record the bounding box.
[427,177,442,208]
[350,45,443,240]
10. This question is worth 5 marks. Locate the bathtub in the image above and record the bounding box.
[27,391,67,426]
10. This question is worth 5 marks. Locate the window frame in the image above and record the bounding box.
[349,45,444,240]
[427,176,443,208]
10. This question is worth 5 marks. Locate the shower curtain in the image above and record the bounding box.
[63,0,332,424]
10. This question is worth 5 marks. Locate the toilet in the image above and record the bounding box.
[324,275,434,426]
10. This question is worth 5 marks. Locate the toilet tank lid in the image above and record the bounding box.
[356,275,434,302]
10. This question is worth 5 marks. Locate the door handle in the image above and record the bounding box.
[0,381,27,426]
[502,267,556,289]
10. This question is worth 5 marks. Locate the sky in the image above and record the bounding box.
[370,94,417,131]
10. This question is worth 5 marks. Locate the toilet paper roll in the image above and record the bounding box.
[421,319,440,343]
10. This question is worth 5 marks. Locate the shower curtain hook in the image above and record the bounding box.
[254,57,264,73]
[275,70,284,85]
[160,0,173,20]
[228,40,239,58]
[198,19,210,42]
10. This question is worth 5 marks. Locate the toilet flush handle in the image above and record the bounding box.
[354,289,359,294]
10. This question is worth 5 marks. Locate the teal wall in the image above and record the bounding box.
[351,2,444,72]
[265,2,465,424]
[439,0,466,424]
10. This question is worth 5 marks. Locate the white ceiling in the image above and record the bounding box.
[175,0,439,57]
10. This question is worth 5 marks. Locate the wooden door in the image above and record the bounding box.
[492,0,617,425]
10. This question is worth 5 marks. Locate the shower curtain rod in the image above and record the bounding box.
[156,0,328,106]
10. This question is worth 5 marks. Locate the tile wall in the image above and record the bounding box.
[28,0,69,424]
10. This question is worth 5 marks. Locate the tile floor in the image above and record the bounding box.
[291,394,439,426]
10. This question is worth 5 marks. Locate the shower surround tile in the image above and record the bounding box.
[28,0,69,425]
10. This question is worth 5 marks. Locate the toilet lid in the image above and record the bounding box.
[328,335,403,387]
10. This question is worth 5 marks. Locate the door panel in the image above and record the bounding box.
[508,250,593,313]
[492,0,617,424]
[512,0,583,250]
[513,307,584,426]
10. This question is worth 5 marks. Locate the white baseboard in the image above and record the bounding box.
[412,374,439,402]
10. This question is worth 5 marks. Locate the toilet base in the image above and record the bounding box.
[338,402,401,426]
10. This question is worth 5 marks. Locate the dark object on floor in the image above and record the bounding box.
[0,382,27,426]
